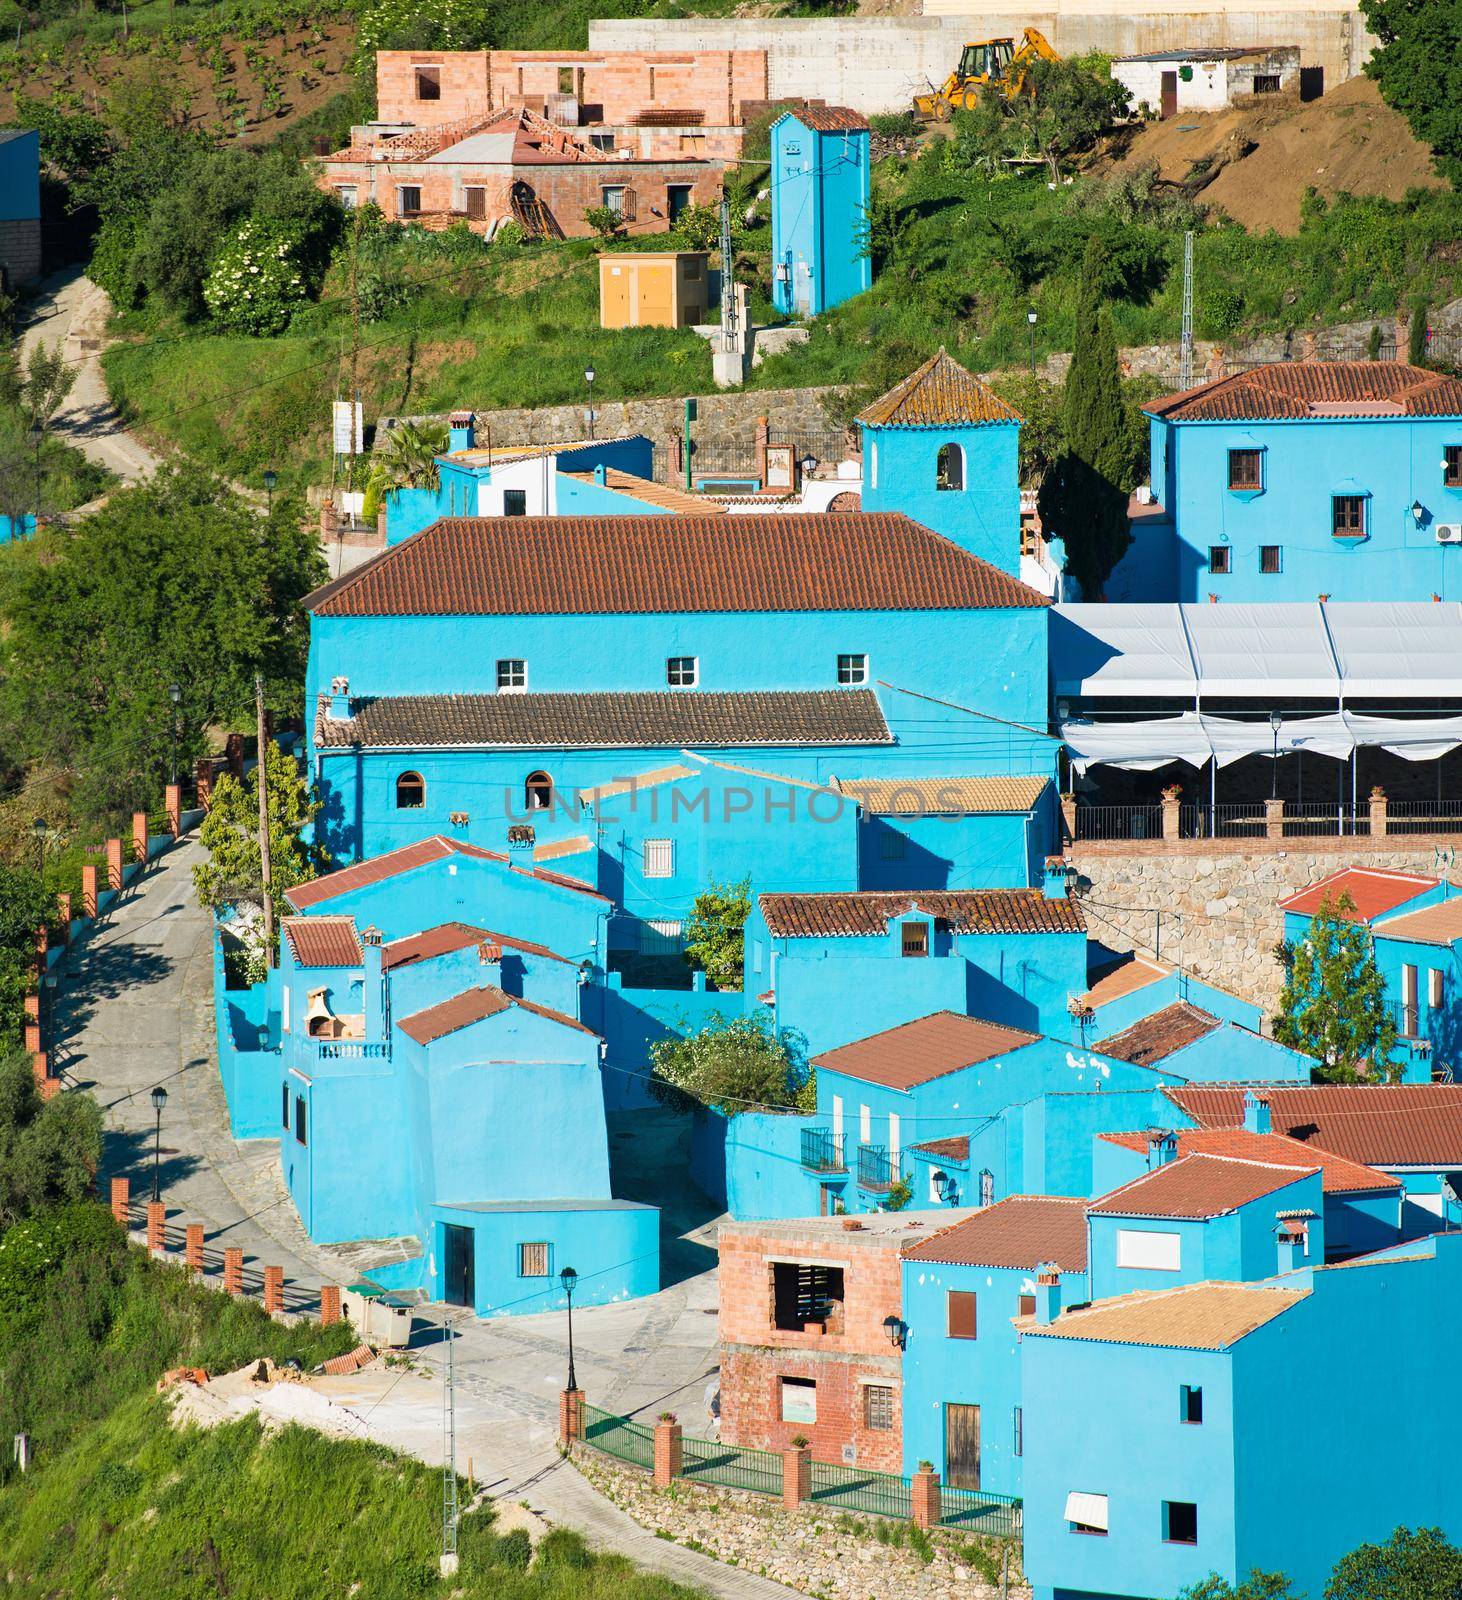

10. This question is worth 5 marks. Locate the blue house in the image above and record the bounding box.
[1091,998,1316,1084]
[1078,950,1267,1041]
[0,128,41,289]
[858,348,1023,574]
[769,105,870,318]
[1106,362,1462,602]
[1018,1233,1462,1600]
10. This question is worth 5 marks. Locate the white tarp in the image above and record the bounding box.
[1050,605,1196,700]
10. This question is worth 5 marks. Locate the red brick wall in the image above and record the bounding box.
[377,51,493,126]
[718,1229,906,1352]
[721,1348,903,1473]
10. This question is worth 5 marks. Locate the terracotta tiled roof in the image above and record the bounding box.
[910,1136,971,1163]
[1278,867,1438,922]
[381,921,574,970]
[812,1009,1040,1090]
[829,774,1048,815]
[561,469,726,514]
[442,435,641,468]
[1095,1001,1222,1067]
[857,348,1022,429]
[397,983,593,1045]
[903,1195,1089,1270]
[1146,362,1462,421]
[281,916,362,968]
[1372,899,1462,946]
[1088,1153,1314,1218]
[303,514,1044,617]
[314,690,892,750]
[534,834,593,863]
[283,835,610,911]
[1018,1281,1308,1350]
[1163,1083,1462,1167]
[1080,954,1170,1010]
[577,764,698,805]
[759,889,1085,939]
[783,104,869,132]
[1096,1127,1399,1195]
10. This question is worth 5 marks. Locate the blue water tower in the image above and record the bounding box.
[770,106,872,319]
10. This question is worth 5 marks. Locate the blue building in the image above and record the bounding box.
[1106,362,1462,603]
[1091,998,1316,1084]
[769,105,870,318]
[858,348,1023,574]
[0,128,41,289]
[1018,1233,1462,1600]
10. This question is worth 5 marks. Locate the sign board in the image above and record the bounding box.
[766,444,794,491]
[332,400,364,456]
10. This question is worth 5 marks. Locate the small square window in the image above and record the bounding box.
[947,1289,977,1339]
[602,185,627,216]
[1018,1292,1036,1318]
[1445,446,1461,488]
[590,132,616,152]
[397,186,422,218]
[667,655,698,688]
[879,830,906,862]
[1333,494,1366,536]
[1227,448,1261,490]
[780,1376,817,1423]
[1208,545,1231,574]
[1180,1384,1203,1424]
[1163,1501,1198,1545]
[1252,74,1281,93]
[1260,545,1282,574]
[414,65,441,100]
[837,653,868,685]
[294,1094,307,1146]
[497,658,527,692]
[643,838,674,879]
[519,1241,549,1277]
[335,185,359,210]
[901,921,929,958]
[502,489,527,517]
[864,1384,894,1432]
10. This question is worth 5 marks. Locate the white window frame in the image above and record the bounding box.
[497,658,527,693]
[666,655,699,688]
[837,652,868,686]
[335,185,359,210]
[1116,1228,1182,1271]
[859,1103,871,1145]
[643,838,675,879]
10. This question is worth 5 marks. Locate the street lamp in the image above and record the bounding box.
[882,1314,906,1349]
[1269,708,1283,800]
[168,682,182,789]
[584,367,596,441]
[31,816,46,877]
[1027,308,1038,376]
[560,1265,579,1392]
[150,1084,168,1202]
[263,469,278,511]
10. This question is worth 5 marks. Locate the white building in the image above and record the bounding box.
[1111,46,1303,118]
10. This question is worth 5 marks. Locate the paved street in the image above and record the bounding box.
[56,832,775,1596]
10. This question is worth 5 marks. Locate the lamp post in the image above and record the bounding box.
[31,816,46,878]
[168,682,182,789]
[263,469,278,512]
[584,367,596,441]
[150,1084,168,1202]
[1270,709,1283,800]
[882,1314,906,1350]
[1027,308,1038,377]
[799,453,818,493]
[560,1265,579,1392]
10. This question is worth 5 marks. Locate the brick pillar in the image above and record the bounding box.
[223,1247,244,1295]
[23,992,39,1024]
[132,811,148,863]
[912,1465,942,1531]
[146,1200,166,1252]
[559,1387,584,1444]
[34,923,47,964]
[1370,787,1388,837]
[1161,793,1181,841]
[1264,797,1284,840]
[166,783,181,837]
[226,732,245,776]
[263,1265,284,1314]
[320,1285,342,1327]
[782,1445,811,1509]
[185,1223,205,1272]
[196,759,214,810]
[754,415,769,485]
[105,837,123,892]
[32,1053,55,1097]
[1059,792,1077,844]
[81,864,98,918]
[23,1019,39,1055]
[56,892,71,939]
[653,1417,683,1487]
[110,1176,130,1226]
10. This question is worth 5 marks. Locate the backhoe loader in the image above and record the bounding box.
[913,27,1059,120]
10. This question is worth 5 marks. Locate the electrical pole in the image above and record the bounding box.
[255,674,275,967]
[441,1326,460,1577]
[1179,230,1194,391]
[719,195,738,358]
[347,209,363,492]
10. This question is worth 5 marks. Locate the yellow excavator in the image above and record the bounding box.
[913,27,1059,120]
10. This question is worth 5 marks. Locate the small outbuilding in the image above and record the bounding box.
[1111,47,1304,119]
[770,105,871,319]
[598,249,709,328]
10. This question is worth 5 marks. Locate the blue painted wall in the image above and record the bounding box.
[0,129,40,222]
[770,112,871,318]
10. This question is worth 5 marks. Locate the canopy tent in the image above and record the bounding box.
[1052,602,1462,704]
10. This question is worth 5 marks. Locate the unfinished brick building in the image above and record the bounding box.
[318,105,720,241]
[718,1210,973,1473]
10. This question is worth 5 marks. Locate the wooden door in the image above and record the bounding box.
[1160,71,1178,119]
[945,1403,981,1489]
[443,1223,474,1308]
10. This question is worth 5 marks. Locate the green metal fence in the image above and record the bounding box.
[582,1403,655,1470]
[938,1484,1023,1539]
[680,1434,785,1496]
[808,1459,913,1519]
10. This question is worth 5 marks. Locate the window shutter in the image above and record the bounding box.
[947,1290,977,1339]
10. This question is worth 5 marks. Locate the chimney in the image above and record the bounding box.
[1243,1090,1271,1135]
[448,409,476,452]
[1034,1265,1062,1325]
[328,676,351,721]
[361,925,384,1037]
[1043,855,1070,900]
[1148,1130,1178,1168]
[594,463,608,487]
[1275,1216,1308,1273]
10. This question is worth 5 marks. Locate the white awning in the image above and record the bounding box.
[1064,1491,1109,1531]
[1053,602,1462,702]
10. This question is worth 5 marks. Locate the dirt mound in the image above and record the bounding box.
[1101,76,1444,234]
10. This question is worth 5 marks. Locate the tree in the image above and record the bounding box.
[0,863,55,1048]
[648,1011,812,1115]
[0,1044,103,1227]
[1361,0,1462,189]
[988,373,1065,487]
[683,878,751,991]
[1327,1527,1462,1600]
[1273,892,1400,1082]
[1039,235,1132,595]
[1179,1573,1298,1600]
[1009,55,1131,183]
[194,740,330,963]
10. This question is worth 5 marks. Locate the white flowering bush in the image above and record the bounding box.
[357,0,492,54]
[203,220,310,337]
[0,1214,60,1313]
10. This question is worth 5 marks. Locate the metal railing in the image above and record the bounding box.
[582,1404,655,1469]
[801,1127,847,1172]
[1277,802,1366,838]
[1381,800,1462,837]
[680,1435,784,1496]
[856,1143,896,1192]
[1071,803,1162,841]
[808,1460,913,1519]
[937,1485,1023,1538]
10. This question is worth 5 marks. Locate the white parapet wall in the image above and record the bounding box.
[590,8,1376,115]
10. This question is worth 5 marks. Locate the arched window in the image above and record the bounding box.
[395,771,425,809]
[524,770,553,812]
[936,442,964,492]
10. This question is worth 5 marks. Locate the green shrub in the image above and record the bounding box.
[202,218,311,335]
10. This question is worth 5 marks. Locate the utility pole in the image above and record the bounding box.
[719,196,738,358]
[440,1326,460,1577]
[347,209,363,492]
[1179,230,1194,391]
[255,674,275,967]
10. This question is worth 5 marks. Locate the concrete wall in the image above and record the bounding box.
[590,12,1376,115]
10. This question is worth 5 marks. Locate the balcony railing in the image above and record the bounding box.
[801,1127,846,1173]
[856,1143,897,1192]
[1071,795,1462,847]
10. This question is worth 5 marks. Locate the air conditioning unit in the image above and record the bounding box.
[1436,523,1462,544]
